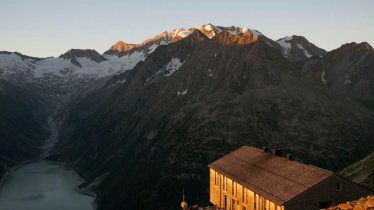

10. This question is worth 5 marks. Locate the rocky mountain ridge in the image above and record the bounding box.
[277,35,327,62]
[0,23,373,210]
[54,29,374,209]
[301,41,374,107]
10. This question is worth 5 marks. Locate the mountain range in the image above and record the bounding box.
[0,23,373,209]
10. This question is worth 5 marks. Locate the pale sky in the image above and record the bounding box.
[0,0,373,57]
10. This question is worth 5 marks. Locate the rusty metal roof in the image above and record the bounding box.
[208,146,333,205]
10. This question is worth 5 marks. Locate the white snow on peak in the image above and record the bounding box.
[204,24,215,31]
[296,44,312,58]
[202,24,263,39]
[0,50,147,80]
[0,53,34,72]
[285,36,293,41]
[242,27,250,33]
[161,58,184,77]
[277,37,293,57]
[176,30,193,38]
[148,43,159,54]
[171,28,193,39]
[250,29,263,37]
[33,57,75,78]
[141,28,192,55]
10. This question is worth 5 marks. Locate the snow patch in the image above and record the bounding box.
[265,41,273,47]
[171,28,193,39]
[250,29,263,37]
[296,44,312,58]
[148,43,159,54]
[177,89,188,96]
[321,71,327,85]
[33,57,75,78]
[204,24,214,31]
[0,50,146,80]
[208,69,213,78]
[277,37,293,57]
[176,30,192,38]
[0,53,34,73]
[345,73,352,85]
[111,78,127,87]
[161,58,184,77]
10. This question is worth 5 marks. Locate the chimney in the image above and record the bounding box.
[287,154,293,160]
[263,147,269,153]
[272,148,282,156]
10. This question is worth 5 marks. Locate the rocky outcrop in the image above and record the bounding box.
[326,195,374,210]
[59,49,106,66]
[276,35,327,62]
[340,153,374,191]
[301,42,374,104]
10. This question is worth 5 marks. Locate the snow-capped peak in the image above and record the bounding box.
[200,23,263,39]
[109,41,137,52]
[105,28,194,57]
[276,37,293,57]
[171,28,193,39]
[276,35,326,60]
[59,49,106,64]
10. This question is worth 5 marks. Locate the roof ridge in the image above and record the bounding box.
[209,146,333,204]
[232,152,313,188]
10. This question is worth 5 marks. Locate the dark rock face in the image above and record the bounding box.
[55,31,374,210]
[59,49,106,66]
[277,35,327,62]
[0,23,373,210]
[0,80,49,179]
[301,42,374,107]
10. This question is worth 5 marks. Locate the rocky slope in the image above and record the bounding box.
[0,80,49,179]
[0,23,373,210]
[301,42,374,111]
[277,35,326,62]
[53,30,374,210]
[340,153,374,191]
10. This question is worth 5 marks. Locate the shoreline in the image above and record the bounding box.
[0,113,99,210]
[0,158,99,210]
[0,158,39,188]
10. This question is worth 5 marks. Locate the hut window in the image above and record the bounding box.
[337,182,342,191]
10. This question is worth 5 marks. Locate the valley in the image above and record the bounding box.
[0,24,373,209]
